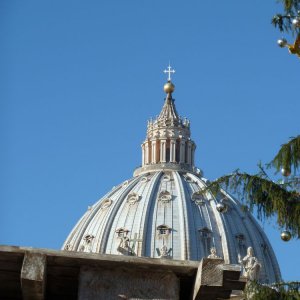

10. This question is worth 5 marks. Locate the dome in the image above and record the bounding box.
[63,72,281,284]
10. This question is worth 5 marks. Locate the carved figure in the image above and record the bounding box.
[208,247,220,259]
[119,236,130,249]
[238,247,261,281]
[64,243,71,251]
[160,245,169,258]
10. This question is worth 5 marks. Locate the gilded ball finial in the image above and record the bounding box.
[164,81,175,94]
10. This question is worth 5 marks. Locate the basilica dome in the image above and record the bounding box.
[63,75,281,284]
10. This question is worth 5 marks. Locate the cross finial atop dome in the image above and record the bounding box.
[163,64,175,94]
[163,63,175,81]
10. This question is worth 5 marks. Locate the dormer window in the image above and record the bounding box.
[198,227,212,239]
[192,192,205,205]
[184,176,193,183]
[115,228,129,238]
[157,225,171,236]
[158,191,172,203]
[195,199,205,205]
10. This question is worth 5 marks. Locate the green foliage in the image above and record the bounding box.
[269,136,300,174]
[198,136,300,238]
[272,0,300,34]
[202,171,300,238]
[245,281,300,300]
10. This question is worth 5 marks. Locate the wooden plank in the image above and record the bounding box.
[192,259,245,300]
[78,266,179,300]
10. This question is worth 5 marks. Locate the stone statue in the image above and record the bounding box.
[238,247,261,281]
[119,236,130,249]
[64,243,71,251]
[160,245,169,258]
[207,247,220,259]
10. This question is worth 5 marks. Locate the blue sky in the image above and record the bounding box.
[1,1,299,281]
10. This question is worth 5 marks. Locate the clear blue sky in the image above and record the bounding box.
[0,1,299,281]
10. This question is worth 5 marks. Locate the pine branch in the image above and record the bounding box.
[245,281,300,300]
[272,0,300,34]
[199,171,300,238]
[280,0,300,13]
[269,135,300,174]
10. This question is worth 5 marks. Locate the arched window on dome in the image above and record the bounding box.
[100,198,113,209]
[126,192,140,205]
[122,180,129,187]
[198,227,212,256]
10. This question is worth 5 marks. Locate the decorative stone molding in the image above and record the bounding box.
[100,198,113,209]
[133,162,199,176]
[140,176,149,183]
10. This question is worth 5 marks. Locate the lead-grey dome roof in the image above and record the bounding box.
[63,79,281,284]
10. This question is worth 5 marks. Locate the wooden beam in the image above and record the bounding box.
[21,252,46,300]
[192,259,246,300]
